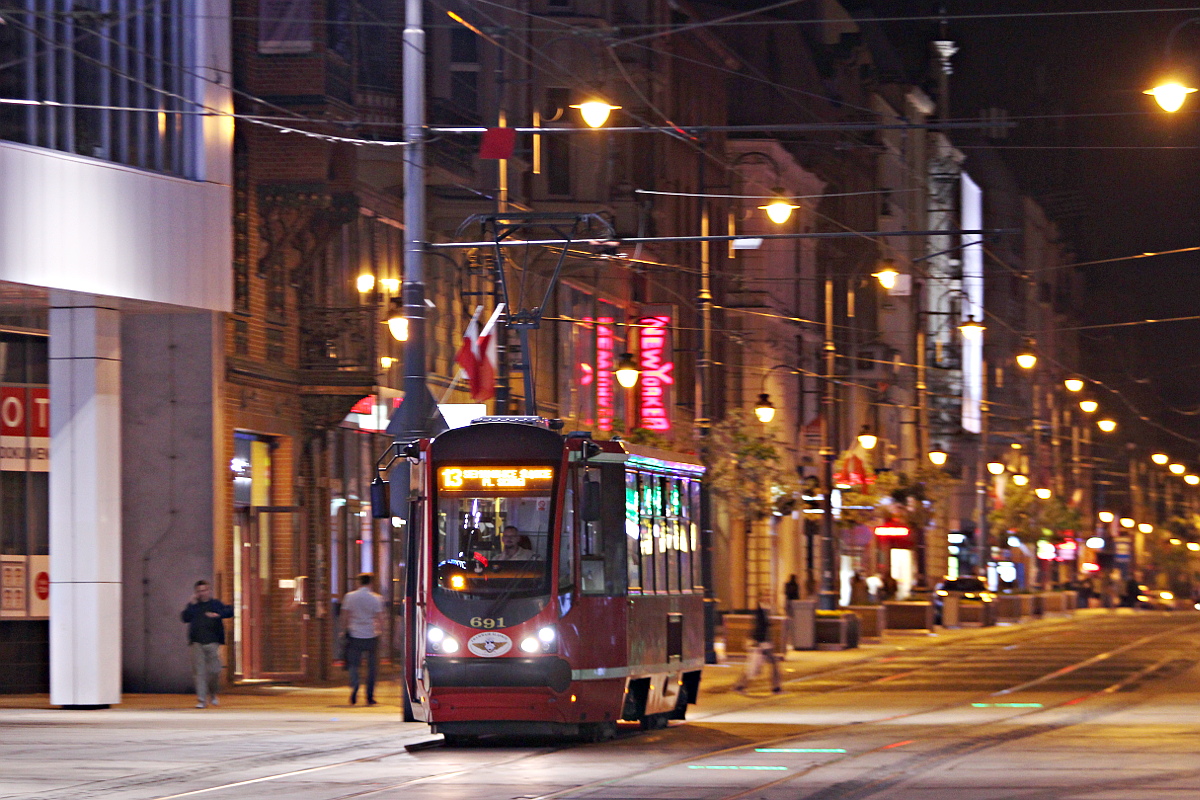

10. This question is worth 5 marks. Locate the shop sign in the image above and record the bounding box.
[0,386,48,472]
[636,310,674,432]
[595,316,615,431]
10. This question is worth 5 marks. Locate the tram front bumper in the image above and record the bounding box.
[425,655,573,693]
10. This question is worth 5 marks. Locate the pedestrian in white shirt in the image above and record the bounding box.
[340,572,386,705]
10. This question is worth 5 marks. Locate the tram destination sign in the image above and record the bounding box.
[439,466,555,491]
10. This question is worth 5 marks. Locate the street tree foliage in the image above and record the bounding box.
[988,483,1082,545]
[706,411,796,521]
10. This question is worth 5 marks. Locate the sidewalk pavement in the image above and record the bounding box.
[0,611,1107,714]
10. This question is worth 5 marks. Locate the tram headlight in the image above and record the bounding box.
[427,626,459,654]
[520,626,558,654]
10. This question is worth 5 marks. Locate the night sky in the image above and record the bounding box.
[844,0,1200,451]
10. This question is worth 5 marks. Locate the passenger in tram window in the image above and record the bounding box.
[494,525,535,561]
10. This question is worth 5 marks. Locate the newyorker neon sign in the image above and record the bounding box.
[637,310,674,432]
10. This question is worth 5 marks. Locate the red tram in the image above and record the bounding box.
[399,416,707,742]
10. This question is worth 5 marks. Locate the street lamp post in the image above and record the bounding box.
[819,277,839,610]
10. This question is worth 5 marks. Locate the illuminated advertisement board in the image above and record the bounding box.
[595,316,615,431]
[637,307,674,432]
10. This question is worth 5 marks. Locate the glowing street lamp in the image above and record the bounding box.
[754,393,775,424]
[1012,474,1029,486]
[987,461,1005,475]
[1152,453,1170,465]
[614,352,640,388]
[1120,517,1135,529]
[1096,418,1117,432]
[1064,378,1084,392]
[1145,81,1198,112]
[387,298,409,341]
[356,273,375,293]
[759,189,800,225]
[1186,474,1200,486]
[1098,511,1114,523]
[928,449,948,466]
[1138,522,1154,534]
[1079,399,1098,413]
[1016,349,1037,370]
[873,260,899,289]
[1170,463,1187,475]
[856,426,878,450]
[571,100,621,128]
[1035,488,1052,500]
[958,317,985,340]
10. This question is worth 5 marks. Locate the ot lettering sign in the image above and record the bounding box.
[0,386,49,472]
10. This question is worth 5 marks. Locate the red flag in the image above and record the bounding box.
[479,127,516,160]
[455,308,499,401]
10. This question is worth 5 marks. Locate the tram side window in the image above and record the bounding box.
[672,478,689,593]
[689,479,703,590]
[559,485,574,591]
[625,471,641,592]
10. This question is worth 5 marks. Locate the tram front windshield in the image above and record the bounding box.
[433,466,556,626]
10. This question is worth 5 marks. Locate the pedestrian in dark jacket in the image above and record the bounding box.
[732,592,782,694]
[181,580,233,709]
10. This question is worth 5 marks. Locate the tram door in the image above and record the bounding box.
[233,506,305,680]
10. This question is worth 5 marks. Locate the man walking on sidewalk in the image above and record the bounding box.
[341,572,387,706]
[181,580,233,709]
[732,592,782,695]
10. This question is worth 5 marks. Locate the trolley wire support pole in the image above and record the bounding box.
[694,142,717,664]
[818,277,839,611]
[385,0,441,444]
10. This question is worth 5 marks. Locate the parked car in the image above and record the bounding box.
[933,576,996,624]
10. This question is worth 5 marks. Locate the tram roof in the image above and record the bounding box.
[581,440,705,475]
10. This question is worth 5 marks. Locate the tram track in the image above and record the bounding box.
[106,613,1200,800]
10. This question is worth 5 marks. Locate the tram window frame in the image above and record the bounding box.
[688,479,703,590]
[559,483,575,591]
[674,479,692,594]
[625,470,641,593]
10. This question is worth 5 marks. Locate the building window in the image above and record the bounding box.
[234,321,250,356]
[0,0,199,178]
[449,28,480,119]
[266,328,285,363]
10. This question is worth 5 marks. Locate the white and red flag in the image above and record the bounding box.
[454,304,503,401]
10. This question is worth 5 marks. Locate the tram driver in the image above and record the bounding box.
[494,525,535,561]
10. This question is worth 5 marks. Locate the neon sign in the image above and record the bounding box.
[439,467,554,490]
[874,526,910,537]
[595,316,615,431]
[637,312,674,431]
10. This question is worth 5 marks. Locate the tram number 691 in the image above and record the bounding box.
[470,616,504,629]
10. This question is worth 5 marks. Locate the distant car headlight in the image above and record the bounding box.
[1160,591,1174,601]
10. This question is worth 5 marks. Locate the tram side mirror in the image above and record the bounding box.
[581,480,601,522]
[370,477,390,519]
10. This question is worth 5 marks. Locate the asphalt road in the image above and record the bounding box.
[5,609,1200,800]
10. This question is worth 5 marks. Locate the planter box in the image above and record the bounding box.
[845,605,886,638]
[883,601,935,632]
[958,599,996,626]
[788,599,817,650]
[1040,592,1068,615]
[996,593,1034,623]
[721,613,787,655]
[815,613,859,650]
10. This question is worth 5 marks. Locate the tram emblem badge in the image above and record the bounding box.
[467,631,513,658]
